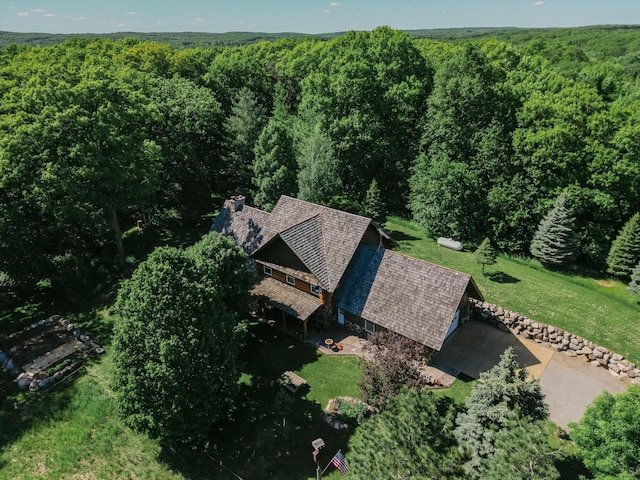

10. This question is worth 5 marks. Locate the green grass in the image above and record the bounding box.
[0,352,185,480]
[386,217,640,365]
[431,373,476,405]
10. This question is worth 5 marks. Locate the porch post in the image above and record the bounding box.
[303,319,308,339]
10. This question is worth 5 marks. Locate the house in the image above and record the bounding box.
[211,195,483,352]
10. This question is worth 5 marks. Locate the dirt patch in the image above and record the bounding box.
[594,279,617,287]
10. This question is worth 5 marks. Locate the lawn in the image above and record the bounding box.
[386,217,640,365]
[0,315,363,480]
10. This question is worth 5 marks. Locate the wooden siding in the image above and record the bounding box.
[259,265,324,300]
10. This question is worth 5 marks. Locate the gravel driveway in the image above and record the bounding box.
[433,319,628,428]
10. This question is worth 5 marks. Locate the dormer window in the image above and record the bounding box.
[263,265,272,276]
[286,274,296,286]
[310,285,321,296]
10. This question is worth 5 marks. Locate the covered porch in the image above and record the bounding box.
[251,276,322,339]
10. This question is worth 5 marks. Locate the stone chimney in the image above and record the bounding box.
[231,195,245,212]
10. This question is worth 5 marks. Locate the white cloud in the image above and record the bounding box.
[33,8,44,13]
[329,2,341,6]
[73,16,87,21]
[124,11,136,15]
[44,13,55,17]
[324,9,330,13]
[191,17,206,24]
[233,20,245,24]
[531,1,545,6]
[17,12,29,16]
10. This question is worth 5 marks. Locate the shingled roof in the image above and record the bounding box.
[335,244,480,351]
[210,197,270,255]
[251,277,322,320]
[253,196,374,291]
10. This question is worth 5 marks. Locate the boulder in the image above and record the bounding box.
[612,353,624,362]
[609,369,620,378]
[592,349,604,359]
[570,337,580,345]
[608,363,621,373]
[548,326,556,334]
[581,346,593,355]
[595,346,609,354]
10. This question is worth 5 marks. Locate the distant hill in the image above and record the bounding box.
[1,25,640,58]
[0,30,337,49]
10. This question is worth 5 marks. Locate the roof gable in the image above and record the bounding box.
[335,245,475,350]
[254,196,374,291]
[278,215,330,289]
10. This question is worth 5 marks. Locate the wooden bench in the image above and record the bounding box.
[279,371,307,393]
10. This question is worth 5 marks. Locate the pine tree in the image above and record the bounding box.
[253,83,297,211]
[454,347,548,477]
[362,179,386,226]
[474,237,497,275]
[606,213,640,279]
[628,261,640,295]
[530,192,578,268]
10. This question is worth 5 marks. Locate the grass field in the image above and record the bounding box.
[386,217,640,365]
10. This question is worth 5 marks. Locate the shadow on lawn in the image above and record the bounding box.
[486,271,521,284]
[383,228,421,242]
[161,322,356,480]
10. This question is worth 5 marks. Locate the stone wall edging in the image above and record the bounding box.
[470,299,640,385]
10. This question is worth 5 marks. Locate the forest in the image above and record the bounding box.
[1,25,640,295]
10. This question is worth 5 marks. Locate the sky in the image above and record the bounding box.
[1,0,639,35]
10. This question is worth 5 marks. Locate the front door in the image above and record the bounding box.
[337,308,345,325]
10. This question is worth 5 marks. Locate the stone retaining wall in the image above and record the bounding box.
[470,298,640,384]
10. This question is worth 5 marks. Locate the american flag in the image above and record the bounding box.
[331,450,349,475]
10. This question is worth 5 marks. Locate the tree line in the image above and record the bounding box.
[2,27,640,295]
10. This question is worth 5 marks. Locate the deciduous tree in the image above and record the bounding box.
[358,331,432,412]
[112,232,253,448]
[570,385,640,480]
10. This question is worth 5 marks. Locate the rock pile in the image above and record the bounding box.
[470,298,640,384]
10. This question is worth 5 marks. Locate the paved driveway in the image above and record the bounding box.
[432,320,628,428]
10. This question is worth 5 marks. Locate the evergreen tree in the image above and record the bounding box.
[348,389,465,479]
[530,192,579,268]
[222,87,267,195]
[362,179,386,226]
[628,261,640,295]
[253,84,297,211]
[295,114,342,205]
[474,237,497,275]
[478,418,560,480]
[454,347,548,478]
[606,213,640,279]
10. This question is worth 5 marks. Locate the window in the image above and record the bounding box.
[263,265,272,276]
[364,319,375,334]
[286,274,295,286]
[310,285,321,296]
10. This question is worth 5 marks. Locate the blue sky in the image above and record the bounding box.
[2,1,639,34]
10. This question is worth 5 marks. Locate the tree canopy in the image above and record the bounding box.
[570,385,640,480]
[347,389,464,479]
[112,232,253,447]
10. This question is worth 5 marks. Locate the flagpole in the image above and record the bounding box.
[321,449,340,475]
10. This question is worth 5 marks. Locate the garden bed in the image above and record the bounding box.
[0,314,104,391]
